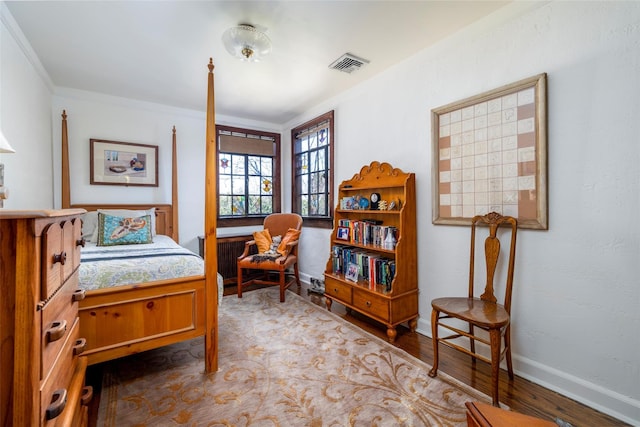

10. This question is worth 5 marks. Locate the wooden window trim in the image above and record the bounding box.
[217,125,281,227]
[291,111,334,229]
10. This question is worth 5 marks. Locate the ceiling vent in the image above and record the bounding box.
[329,53,370,74]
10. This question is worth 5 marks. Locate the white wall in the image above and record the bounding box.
[3,0,639,424]
[0,4,54,209]
[2,1,280,251]
[50,89,281,253]
[50,90,205,252]
[291,2,640,424]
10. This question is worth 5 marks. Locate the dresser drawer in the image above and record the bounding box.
[353,289,390,322]
[64,217,83,279]
[48,357,90,427]
[41,271,84,380]
[324,277,353,305]
[42,218,83,300]
[40,319,79,425]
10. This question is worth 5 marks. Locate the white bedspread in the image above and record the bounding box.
[80,235,223,303]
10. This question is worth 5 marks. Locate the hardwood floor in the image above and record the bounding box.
[87,282,629,426]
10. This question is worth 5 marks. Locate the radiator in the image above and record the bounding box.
[212,235,255,284]
[199,234,258,284]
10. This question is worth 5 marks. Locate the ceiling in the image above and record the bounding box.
[5,1,510,125]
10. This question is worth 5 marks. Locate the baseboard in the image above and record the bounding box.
[415,318,639,425]
[513,355,639,426]
[300,273,313,285]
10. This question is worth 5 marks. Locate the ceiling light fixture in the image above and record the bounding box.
[222,24,272,62]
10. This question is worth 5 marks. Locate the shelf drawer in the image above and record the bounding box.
[353,289,390,322]
[324,277,353,305]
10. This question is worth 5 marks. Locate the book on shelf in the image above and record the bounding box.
[331,244,396,292]
[336,219,398,249]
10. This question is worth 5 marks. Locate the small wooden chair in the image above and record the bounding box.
[428,212,518,406]
[237,213,303,302]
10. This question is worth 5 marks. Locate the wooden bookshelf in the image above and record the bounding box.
[324,161,417,342]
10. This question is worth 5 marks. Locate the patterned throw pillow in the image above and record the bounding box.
[91,208,156,242]
[277,228,301,256]
[96,213,153,246]
[253,229,273,253]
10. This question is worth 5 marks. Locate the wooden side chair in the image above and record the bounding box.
[428,212,518,407]
[237,213,303,302]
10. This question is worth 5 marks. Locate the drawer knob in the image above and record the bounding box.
[53,251,67,265]
[73,338,87,355]
[72,289,86,302]
[46,320,67,342]
[333,288,339,293]
[366,301,372,307]
[81,386,94,405]
[76,238,86,247]
[45,388,67,420]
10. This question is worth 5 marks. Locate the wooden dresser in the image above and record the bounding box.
[1,209,92,426]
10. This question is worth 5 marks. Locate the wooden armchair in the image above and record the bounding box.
[237,213,303,302]
[428,212,518,407]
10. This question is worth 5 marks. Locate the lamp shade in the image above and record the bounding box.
[222,24,271,62]
[0,130,15,154]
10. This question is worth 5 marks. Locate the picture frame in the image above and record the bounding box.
[336,226,351,241]
[90,139,158,187]
[340,196,357,210]
[345,262,359,282]
[431,73,548,229]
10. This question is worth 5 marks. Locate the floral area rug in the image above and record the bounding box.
[97,288,492,426]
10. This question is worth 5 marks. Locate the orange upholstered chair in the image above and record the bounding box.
[237,213,303,302]
[428,212,518,407]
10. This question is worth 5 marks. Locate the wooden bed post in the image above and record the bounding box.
[62,110,70,209]
[172,126,179,242]
[204,58,219,373]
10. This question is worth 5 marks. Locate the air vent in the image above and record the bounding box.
[328,53,370,74]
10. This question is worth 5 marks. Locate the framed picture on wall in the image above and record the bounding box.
[90,139,159,187]
[431,73,548,229]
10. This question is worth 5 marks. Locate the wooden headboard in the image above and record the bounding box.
[68,203,175,238]
[61,114,180,242]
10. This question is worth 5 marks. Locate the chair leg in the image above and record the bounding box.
[293,261,301,288]
[237,265,243,299]
[428,309,439,378]
[489,328,501,406]
[504,326,514,379]
[469,323,477,363]
[279,269,286,302]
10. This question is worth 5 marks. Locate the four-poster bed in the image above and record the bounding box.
[61,59,219,372]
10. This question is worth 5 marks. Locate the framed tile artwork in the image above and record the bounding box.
[431,73,548,230]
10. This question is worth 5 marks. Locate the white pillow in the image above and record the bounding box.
[81,211,99,240]
[90,208,156,242]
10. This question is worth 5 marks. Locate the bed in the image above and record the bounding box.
[61,59,219,372]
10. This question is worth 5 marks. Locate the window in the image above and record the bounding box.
[217,125,281,227]
[291,111,334,228]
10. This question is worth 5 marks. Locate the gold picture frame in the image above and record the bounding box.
[90,139,159,187]
[431,73,548,229]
